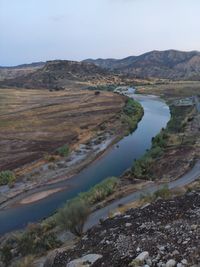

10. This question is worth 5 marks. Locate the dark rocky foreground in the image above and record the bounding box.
[52,190,200,267]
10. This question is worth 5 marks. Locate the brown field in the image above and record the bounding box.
[136,81,200,97]
[0,88,125,171]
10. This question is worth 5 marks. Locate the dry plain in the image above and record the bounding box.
[0,88,125,172]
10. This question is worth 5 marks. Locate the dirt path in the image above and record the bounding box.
[84,160,200,231]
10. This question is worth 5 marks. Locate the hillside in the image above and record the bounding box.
[0,88,125,171]
[84,50,200,80]
[0,60,122,89]
[0,62,45,81]
[51,189,200,267]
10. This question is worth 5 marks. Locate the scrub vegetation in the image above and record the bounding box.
[0,170,16,186]
[131,104,195,180]
[121,98,144,132]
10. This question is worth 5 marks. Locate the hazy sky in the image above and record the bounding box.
[1,0,200,66]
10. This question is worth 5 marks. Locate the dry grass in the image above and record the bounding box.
[0,88,125,171]
[136,81,200,97]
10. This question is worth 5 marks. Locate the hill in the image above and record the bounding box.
[0,62,45,81]
[84,50,200,80]
[0,60,122,89]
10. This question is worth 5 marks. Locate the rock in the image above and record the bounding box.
[166,259,176,267]
[146,258,152,266]
[141,203,151,209]
[136,251,149,262]
[158,246,165,251]
[125,223,132,227]
[129,252,149,267]
[181,259,188,265]
[44,250,58,267]
[191,224,198,230]
[66,254,102,267]
[172,250,179,256]
[136,247,141,252]
[112,211,121,217]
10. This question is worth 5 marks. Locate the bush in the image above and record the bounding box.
[17,224,61,256]
[140,185,171,203]
[79,177,118,205]
[56,199,90,236]
[132,155,154,179]
[154,185,171,199]
[0,170,16,186]
[55,177,118,236]
[0,245,12,266]
[57,144,69,157]
[11,256,35,267]
[122,98,144,132]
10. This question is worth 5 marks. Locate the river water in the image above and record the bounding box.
[0,91,170,235]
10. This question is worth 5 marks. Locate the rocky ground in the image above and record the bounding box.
[52,190,200,267]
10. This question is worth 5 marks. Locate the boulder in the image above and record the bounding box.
[166,259,176,267]
[136,251,149,262]
[66,254,102,267]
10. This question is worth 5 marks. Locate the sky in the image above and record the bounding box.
[1,0,200,66]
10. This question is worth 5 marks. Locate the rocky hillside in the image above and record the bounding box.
[51,190,200,267]
[84,50,200,80]
[0,60,122,89]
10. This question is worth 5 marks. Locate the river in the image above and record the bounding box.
[0,91,170,235]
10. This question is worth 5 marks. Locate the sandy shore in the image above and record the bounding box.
[19,188,65,205]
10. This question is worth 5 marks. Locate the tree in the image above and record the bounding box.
[56,199,90,236]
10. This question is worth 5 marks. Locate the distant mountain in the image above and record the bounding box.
[0,62,45,81]
[0,60,121,89]
[84,50,200,80]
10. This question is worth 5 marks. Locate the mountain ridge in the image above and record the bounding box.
[84,49,200,80]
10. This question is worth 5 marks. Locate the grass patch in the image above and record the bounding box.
[140,185,171,202]
[0,170,16,186]
[57,144,70,157]
[78,176,118,205]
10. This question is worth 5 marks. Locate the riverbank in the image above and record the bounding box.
[0,90,173,266]
[0,91,143,210]
[1,87,200,266]
[0,90,170,236]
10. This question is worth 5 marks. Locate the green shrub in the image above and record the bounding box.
[56,199,90,236]
[0,170,16,186]
[154,185,171,199]
[132,155,154,179]
[57,144,69,157]
[55,177,118,236]
[0,245,12,266]
[79,177,118,204]
[122,98,143,132]
[140,185,171,203]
